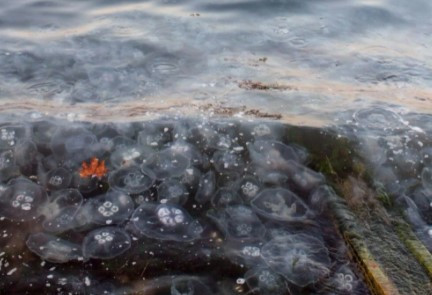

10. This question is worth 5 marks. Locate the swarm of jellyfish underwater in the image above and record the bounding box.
[0,117,371,294]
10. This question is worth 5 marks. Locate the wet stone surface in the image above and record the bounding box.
[0,117,369,294]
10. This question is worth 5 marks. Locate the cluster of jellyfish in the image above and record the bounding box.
[0,117,368,294]
[337,107,432,251]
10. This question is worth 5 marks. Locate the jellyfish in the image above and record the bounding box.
[0,150,20,182]
[26,233,83,263]
[194,171,216,204]
[251,188,312,222]
[41,167,72,191]
[178,166,202,192]
[237,176,262,202]
[82,227,131,259]
[207,205,266,240]
[330,264,359,293]
[132,202,203,242]
[309,185,336,213]
[168,141,205,167]
[353,107,403,131]
[143,147,190,179]
[81,190,134,225]
[108,165,155,194]
[13,140,39,174]
[137,120,174,149]
[242,121,285,141]
[109,136,152,168]
[247,140,306,171]
[31,120,58,153]
[244,267,289,295]
[0,124,27,150]
[261,234,331,287]
[50,127,98,167]
[223,239,264,267]
[212,150,245,175]
[0,177,47,221]
[40,189,83,233]
[158,179,189,204]
[211,188,242,208]
[284,160,325,193]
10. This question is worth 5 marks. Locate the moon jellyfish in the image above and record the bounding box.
[85,190,134,225]
[108,165,155,194]
[353,107,403,131]
[13,140,38,173]
[0,150,20,182]
[83,227,131,259]
[0,124,27,150]
[223,240,264,267]
[110,136,151,168]
[42,167,72,191]
[50,127,97,166]
[158,179,189,204]
[170,276,213,295]
[207,205,265,240]
[132,202,203,242]
[211,188,242,208]
[261,234,331,287]
[26,233,83,263]
[247,140,305,171]
[194,171,216,204]
[0,178,47,221]
[41,189,83,233]
[330,264,359,293]
[251,188,311,222]
[179,167,201,191]
[244,267,289,295]
[144,147,190,179]
[285,160,325,193]
[212,150,245,175]
[309,185,336,213]
[31,120,58,152]
[237,176,262,202]
[137,121,174,149]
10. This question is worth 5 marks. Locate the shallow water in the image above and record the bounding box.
[1,0,432,294]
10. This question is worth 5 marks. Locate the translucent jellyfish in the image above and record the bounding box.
[245,267,289,295]
[194,171,216,204]
[261,234,331,287]
[251,188,312,222]
[309,185,336,213]
[247,140,306,171]
[0,125,27,150]
[137,121,174,149]
[143,147,190,179]
[178,166,201,191]
[330,264,359,293]
[50,127,98,166]
[158,179,189,204]
[223,239,264,267]
[108,165,155,194]
[42,167,72,191]
[237,176,262,202]
[132,202,203,241]
[284,160,325,193]
[0,150,20,182]
[83,190,134,225]
[0,178,47,221]
[212,150,245,175]
[168,141,205,167]
[211,188,242,208]
[171,276,213,295]
[40,189,83,233]
[83,227,131,259]
[13,140,38,172]
[26,233,83,263]
[353,107,403,131]
[207,205,266,240]
[31,120,58,152]
[109,136,152,168]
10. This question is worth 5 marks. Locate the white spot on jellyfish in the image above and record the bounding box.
[157,206,185,227]
[242,246,260,257]
[83,227,131,260]
[26,233,83,263]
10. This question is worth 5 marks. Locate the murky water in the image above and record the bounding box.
[1,0,432,294]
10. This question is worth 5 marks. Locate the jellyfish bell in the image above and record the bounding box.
[251,188,312,222]
[211,188,243,208]
[261,234,331,287]
[223,239,264,267]
[158,179,189,205]
[207,205,266,240]
[41,167,72,191]
[143,147,190,180]
[284,160,325,193]
[82,227,131,260]
[353,107,404,131]
[26,233,83,263]
[237,176,262,202]
[0,150,20,182]
[83,190,134,226]
[0,124,28,151]
[108,165,155,194]
[40,189,83,233]
[132,202,203,242]
[137,120,174,149]
[212,150,245,175]
[109,136,152,169]
[13,140,39,174]
[329,264,359,293]
[31,120,58,153]
[244,267,290,295]
[194,171,216,204]
[0,177,47,221]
